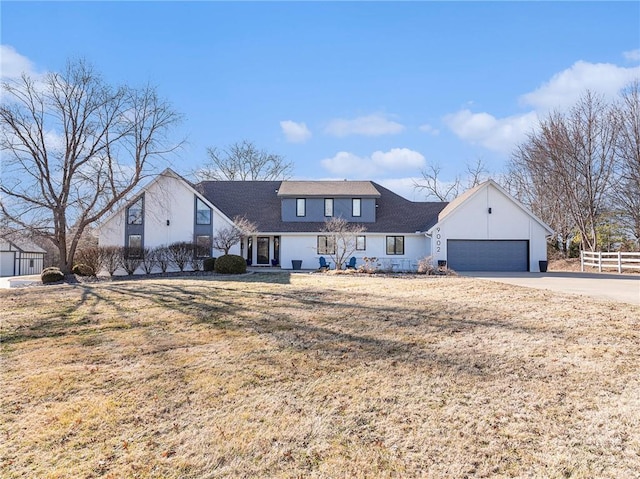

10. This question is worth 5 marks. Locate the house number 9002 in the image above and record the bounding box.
[436,227,441,253]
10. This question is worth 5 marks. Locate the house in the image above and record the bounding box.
[426,180,553,271]
[0,237,46,277]
[98,169,552,273]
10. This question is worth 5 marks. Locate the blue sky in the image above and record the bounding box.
[2,1,639,199]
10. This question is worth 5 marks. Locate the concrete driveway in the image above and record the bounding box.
[0,275,42,289]
[463,271,640,305]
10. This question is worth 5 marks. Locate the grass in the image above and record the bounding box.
[1,272,639,478]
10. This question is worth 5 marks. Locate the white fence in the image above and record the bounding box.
[581,251,640,273]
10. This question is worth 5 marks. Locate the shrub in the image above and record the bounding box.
[214,254,247,274]
[100,246,121,277]
[203,257,217,272]
[140,247,157,274]
[167,242,194,272]
[417,256,436,275]
[358,256,380,274]
[72,263,95,276]
[41,267,65,284]
[155,246,171,272]
[120,247,142,275]
[75,247,103,276]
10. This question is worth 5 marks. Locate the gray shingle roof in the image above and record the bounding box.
[195,180,447,234]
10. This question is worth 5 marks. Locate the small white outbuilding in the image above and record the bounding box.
[0,238,46,277]
[426,180,553,272]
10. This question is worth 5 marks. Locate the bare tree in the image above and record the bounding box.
[506,136,575,255]
[211,216,257,255]
[321,217,366,270]
[0,59,181,273]
[197,140,293,181]
[612,81,640,245]
[414,158,488,201]
[507,91,618,252]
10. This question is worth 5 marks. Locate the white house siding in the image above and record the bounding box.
[429,182,550,272]
[279,233,429,270]
[99,173,236,253]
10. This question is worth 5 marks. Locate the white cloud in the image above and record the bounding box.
[419,123,440,135]
[623,49,640,62]
[321,147,425,178]
[1,45,38,80]
[445,58,640,154]
[324,114,405,137]
[520,60,640,111]
[444,110,538,154]
[280,120,312,143]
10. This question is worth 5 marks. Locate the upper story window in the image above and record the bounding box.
[196,198,211,225]
[296,198,306,217]
[127,197,143,225]
[352,198,361,217]
[386,236,404,255]
[324,198,334,217]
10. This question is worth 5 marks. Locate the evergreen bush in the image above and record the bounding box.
[203,257,217,272]
[41,267,65,284]
[213,254,247,274]
[72,263,95,276]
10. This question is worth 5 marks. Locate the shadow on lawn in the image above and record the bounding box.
[2,275,566,379]
[90,278,565,377]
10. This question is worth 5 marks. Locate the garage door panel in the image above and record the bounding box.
[447,240,528,272]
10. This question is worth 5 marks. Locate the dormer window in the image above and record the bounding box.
[127,197,143,225]
[324,198,334,217]
[352,198,361,217]
[296,198,306,217]
[196,198,211,225]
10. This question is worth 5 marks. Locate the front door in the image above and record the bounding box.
[257,237,270,265]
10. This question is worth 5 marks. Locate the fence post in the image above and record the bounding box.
[597,251,602,273]
[618,252,622,273]
[581,251,584,272]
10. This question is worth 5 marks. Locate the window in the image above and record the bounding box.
[196,235,211,257]
[29,259,34,268]
[324,198,334,217]
[196,198,211,225]
[296,198,306,217]
[352,198,361,217]
[128,234,142,249]
[356,235,366,251]
[317,235,335,255]
[127,197,143,225]
[386,236,404,255]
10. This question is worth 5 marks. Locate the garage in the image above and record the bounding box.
[447,239,529,272]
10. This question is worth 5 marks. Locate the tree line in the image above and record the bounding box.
[504,82,640,254]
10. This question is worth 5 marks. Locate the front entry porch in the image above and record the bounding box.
[243,235,280,267]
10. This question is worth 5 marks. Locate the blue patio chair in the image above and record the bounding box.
[345,257,357,269]
[319,256,330,270]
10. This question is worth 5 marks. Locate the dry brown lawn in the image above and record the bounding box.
[1,272,639,478]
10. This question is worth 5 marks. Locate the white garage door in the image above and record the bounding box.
[1,251,16,277]
[447,240,529,272]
